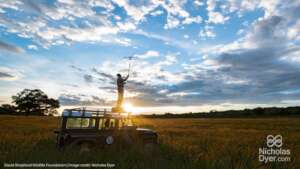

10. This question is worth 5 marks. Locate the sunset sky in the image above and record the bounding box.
[0,0,300,113]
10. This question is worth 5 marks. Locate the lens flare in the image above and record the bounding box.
[123,103,136,114]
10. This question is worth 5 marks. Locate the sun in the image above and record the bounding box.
[123,103,137,114]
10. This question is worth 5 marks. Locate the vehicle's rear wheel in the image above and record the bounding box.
[79,142,92,153]
[56,134,66,151]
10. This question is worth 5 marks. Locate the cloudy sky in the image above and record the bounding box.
[0,0,300,113]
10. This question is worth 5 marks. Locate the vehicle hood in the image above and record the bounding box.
[136,128,157,134]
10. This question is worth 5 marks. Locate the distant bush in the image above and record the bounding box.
[0,104,17,115]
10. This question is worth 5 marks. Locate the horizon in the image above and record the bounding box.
[59,104,298,115]
[1,0,300,114]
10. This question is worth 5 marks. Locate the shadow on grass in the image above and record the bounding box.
[1,138,200,169]
[1,138,296,169]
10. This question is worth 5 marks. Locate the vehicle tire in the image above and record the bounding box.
[79,142,92,153]
[56,135,61,148]
[105,136,114,145]
[144,142,156,152]
[123,131,133,145]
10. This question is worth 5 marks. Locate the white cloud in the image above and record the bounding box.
[258,0,281,17]
[221,0,259,17]
[111,0,158,22]
[44,1,97,20]
[89,0,115,11]
[237,29,245,35]
[194,0,204,7]
[27,44,38,50]
[0,0,134,48]
[57,0,74,4]
[167,92,199,97]
[0,14,133,48]
[207,11,229,24]
[113,38,132,46]
[182,16,202,25]
[150,10,163,16]
[164,15,180,29]
[221,0,289,19]
[105,0,192,30]
[159,0,189,18]
[0,1,22,11]
[287,20,300,40]
[117,21,136,31]
[0,0,202,50]
[206,0,216,11]
[206,0,229,24]
[199,25,216,38]
[157,53,178,66]
[114,15,121,20]
[156,0,193,29]
[136,50,160,59]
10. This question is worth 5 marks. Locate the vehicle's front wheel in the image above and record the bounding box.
[143,142,156,152]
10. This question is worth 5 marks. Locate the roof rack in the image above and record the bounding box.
[62,107,129,118]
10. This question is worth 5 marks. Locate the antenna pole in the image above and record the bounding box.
[128,58,132,76]
[122,55,138,78]
[124,56,135,77]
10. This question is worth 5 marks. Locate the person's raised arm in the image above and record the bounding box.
[124,74,129,81]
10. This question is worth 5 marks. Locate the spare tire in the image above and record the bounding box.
[123,130,133,145]
[105,136,114,145]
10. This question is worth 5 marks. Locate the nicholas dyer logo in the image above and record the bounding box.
[258,135,291,163]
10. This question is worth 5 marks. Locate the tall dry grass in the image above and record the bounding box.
[0,116,299,169]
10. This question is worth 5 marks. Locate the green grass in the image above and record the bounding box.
[0,116,299,169]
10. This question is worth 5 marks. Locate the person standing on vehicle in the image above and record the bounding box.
[116,73,129,108]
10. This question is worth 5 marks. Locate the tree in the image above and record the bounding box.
[0,104,17,115]
[12,89,59,116]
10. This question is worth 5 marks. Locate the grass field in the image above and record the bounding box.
[0,116,299,169]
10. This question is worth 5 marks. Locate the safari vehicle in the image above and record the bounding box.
[54,108,158,150]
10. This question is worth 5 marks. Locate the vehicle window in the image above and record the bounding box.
[81,118,96,128]
[103,118,110,129]
[66,118,96,129]
[110,119,115,128]
[122,119,133,127]
[127,119,133,126]
[102,118,116,129]
[118,119,124,128]
[115,119,120,128]
[98,118,103,129]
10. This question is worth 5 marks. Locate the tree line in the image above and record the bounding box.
[139,106,300,118]
[0,89,59,116]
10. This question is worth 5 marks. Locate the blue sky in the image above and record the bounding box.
[0,0,300,113]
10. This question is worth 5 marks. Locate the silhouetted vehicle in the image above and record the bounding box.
[54,108,158,151]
